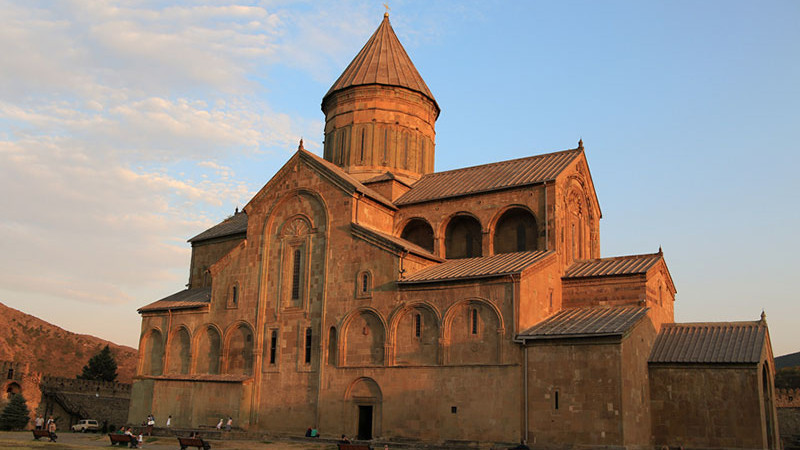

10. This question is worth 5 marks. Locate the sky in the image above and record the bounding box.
[0,1,798,356]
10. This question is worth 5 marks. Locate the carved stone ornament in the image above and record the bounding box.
[283,217,310,237]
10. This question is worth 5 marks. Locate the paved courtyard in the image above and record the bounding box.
[0,431,337,450]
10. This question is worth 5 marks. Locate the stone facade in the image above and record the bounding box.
[39,377,131,431]
[1,361,41,425]
[130,14,779,449]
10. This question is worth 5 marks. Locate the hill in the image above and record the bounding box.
[0,302,137,383]
[776,351,800,370]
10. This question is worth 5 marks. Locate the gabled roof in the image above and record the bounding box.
[517,306,649,341]
[351,223,443,262]
[564,252,662,279]
[188,211,247,243]
[395,148,582,206]
[297,149,397,210]
[324,14,438,112]
[138,287,211,313]
[649,320,767,364]
[399,251,553,284]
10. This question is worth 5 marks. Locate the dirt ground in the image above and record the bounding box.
[0,431,338,450]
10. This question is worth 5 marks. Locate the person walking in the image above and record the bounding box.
[165,415,171,428]
[216,418,223,430]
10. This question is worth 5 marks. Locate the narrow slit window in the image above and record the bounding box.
[554,390,559,410]
[414,314,421,338]
[383,129,389,163]
[232,285,238,306]
[360,128,366,162]
[269,330,277,364]
[470,308,478,335]
[304,328,312,364]
[362,273,369,294]
[291,249,301,300]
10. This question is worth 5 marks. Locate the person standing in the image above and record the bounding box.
[225,416,232,431]
[166,415,171,428]
[146,414,155,436]
[216,418,223,430]
[47,419,57,442]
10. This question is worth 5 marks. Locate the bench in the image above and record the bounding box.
[178,436,211,450]
[338,444,371,450]
[108,433,138,447]
[32,429,52,440]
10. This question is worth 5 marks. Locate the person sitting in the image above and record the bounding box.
[305,427,312,437]
[310,428,319,438]
[124,427,138,448]
[339,434,351,444]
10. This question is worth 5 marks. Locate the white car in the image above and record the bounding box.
[71,419,100,432]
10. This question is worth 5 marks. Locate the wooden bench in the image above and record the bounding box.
[338,444,371,450]
[178,436,211,450]
[32,429,52,440]
[108,433,138,447]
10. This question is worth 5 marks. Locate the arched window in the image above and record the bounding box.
[269,330,278,365]
[280,217,312,309]
[445,215,482,259]
[401,218,435,253]
[228,284,239,309]
[493,208,538,254]
[357,271,373,298]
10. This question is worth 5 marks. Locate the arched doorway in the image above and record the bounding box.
[345,377,382,440]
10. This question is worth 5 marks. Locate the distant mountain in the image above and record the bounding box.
[776,351,800,370]
[0,302,137,383]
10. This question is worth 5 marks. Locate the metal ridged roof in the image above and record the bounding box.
[395,149,581,206]
[564,252,662,278]
[324,14,437,108]
[518,306,648,340]
[138,287,211,313]
[189,211,247,243]
[649,321,767,364]
[351,223,443,262]
[399,250,553,284]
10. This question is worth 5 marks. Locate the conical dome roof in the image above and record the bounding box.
[324,14,438,111]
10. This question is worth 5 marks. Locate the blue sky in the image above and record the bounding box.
[0,1,797,356]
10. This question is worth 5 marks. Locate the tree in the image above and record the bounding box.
[78,345,118,382]
[0,393,31,430]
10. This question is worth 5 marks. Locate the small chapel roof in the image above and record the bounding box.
[517,306,649,341]
[188,210,247,243]
[395,148,582,205]
[399,250,553,284]
[649,320,768,364]
[564,252,662,279]
[351,223,443,262]
[138,287,211,313]
[323,13,438,112]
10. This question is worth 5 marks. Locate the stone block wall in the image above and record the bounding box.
[649,366,765,449]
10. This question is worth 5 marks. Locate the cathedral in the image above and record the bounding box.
[130,14,779,449]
